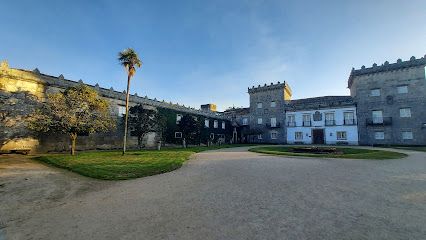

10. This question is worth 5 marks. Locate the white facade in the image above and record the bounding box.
[286,107,359,145]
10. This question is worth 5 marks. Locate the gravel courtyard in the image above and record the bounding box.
[1,147,425,240]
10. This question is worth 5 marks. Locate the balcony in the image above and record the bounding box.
[366,117,392,126]
[344,119,356,125]
[302,121,311,127]
[266,122,281,128]
[287,122,296,127]
[325,120,335,126]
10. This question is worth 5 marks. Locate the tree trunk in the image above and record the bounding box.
[122,74,131,155]
[70,133,77,156]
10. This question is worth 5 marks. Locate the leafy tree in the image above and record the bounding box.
[118,48,142,155]
[27,84,116,155]
[128,104,165,149]
[178,114,201,147]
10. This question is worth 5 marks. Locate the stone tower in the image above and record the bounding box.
[247,82,292,143]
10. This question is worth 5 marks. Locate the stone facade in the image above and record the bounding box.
[247,82,292,143]
[348,56,426,145]
[0,61,229,153]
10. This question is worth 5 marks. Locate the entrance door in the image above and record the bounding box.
[312,129,325,144]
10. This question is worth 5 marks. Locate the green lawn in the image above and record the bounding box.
[249,146,407,160]
[34,144,254,180]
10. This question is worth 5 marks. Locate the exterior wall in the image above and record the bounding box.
[247,82,291,144]
[0,62,230,153]
[349,58,426,145]
[286,107,359,145]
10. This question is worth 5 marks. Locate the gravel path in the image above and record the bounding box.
[1,147,426,240]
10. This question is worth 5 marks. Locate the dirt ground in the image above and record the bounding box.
[0,154,113,232]
[1,147,425,240]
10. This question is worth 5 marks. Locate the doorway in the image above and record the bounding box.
[312,129,325,144]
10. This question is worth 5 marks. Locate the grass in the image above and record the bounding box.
[249,146,407,160]
[34,144,254,180]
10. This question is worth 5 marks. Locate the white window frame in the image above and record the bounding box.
[221,121,225,129]
[176,114,183,124]
[257,102,263,109]
[399,108,411,118]
[372,110,383,123]
[402,131,413,140]
[257,134,263,140]
[175,132,182,138]
[336,131,347,140]
[271,132,277,139]
[204,119,210,128]
[344,111,355,125]
[214,120,218,128]
[270,101,276,108]
[242,118,248,125]
[374,131,385,140]
[287,114,295,126]
[210,133,215,139]
[257,118,263,125]
[397,85,408,94]
[370,88,381,97]
[295,132,303,140]
[270,117,277,127]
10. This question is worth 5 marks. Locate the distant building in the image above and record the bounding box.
[285,96,358,145]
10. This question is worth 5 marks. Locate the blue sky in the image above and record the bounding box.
[1,0,425,111]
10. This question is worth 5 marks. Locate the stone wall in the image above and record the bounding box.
[349,56,426,145]
[0,61,229,153]
[247,82,291,143]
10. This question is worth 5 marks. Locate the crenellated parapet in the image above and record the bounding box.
[348,55,426,88]
[247,81,291,94]
[0,64,227,119]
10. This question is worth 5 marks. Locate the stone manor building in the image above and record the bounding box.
[228,54,426,146]
[1,54,425,153]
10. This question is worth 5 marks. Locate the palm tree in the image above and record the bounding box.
[118,48,142,155]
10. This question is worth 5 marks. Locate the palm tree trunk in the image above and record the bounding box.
[122,74,131,155]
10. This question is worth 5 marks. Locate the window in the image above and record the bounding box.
[397,85,408,94]
[222,121,225,129]
[270,101,276,108]
[372,110,383,123]
[271,132,277,139]
[214,120,218,128]
[118,106,126,116]
[303,114,311,126]
[257,134,263,140]
[242,118,248,125]
[370,88,381,97]
[344,112,355,125]
[257,102,263,108]
[270,117,277,127]
[400,108,411,118]
[210,133,215,139]
[257,118,263,124]
[325,112,335,126]
[295,132,303,140]
[287,114,295,126]
[374,131,385,140]
[336,131,347,140]
[176,114,183,124]
[175,132,182,138]
[204,119,210,128]
[402,131,413,140]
